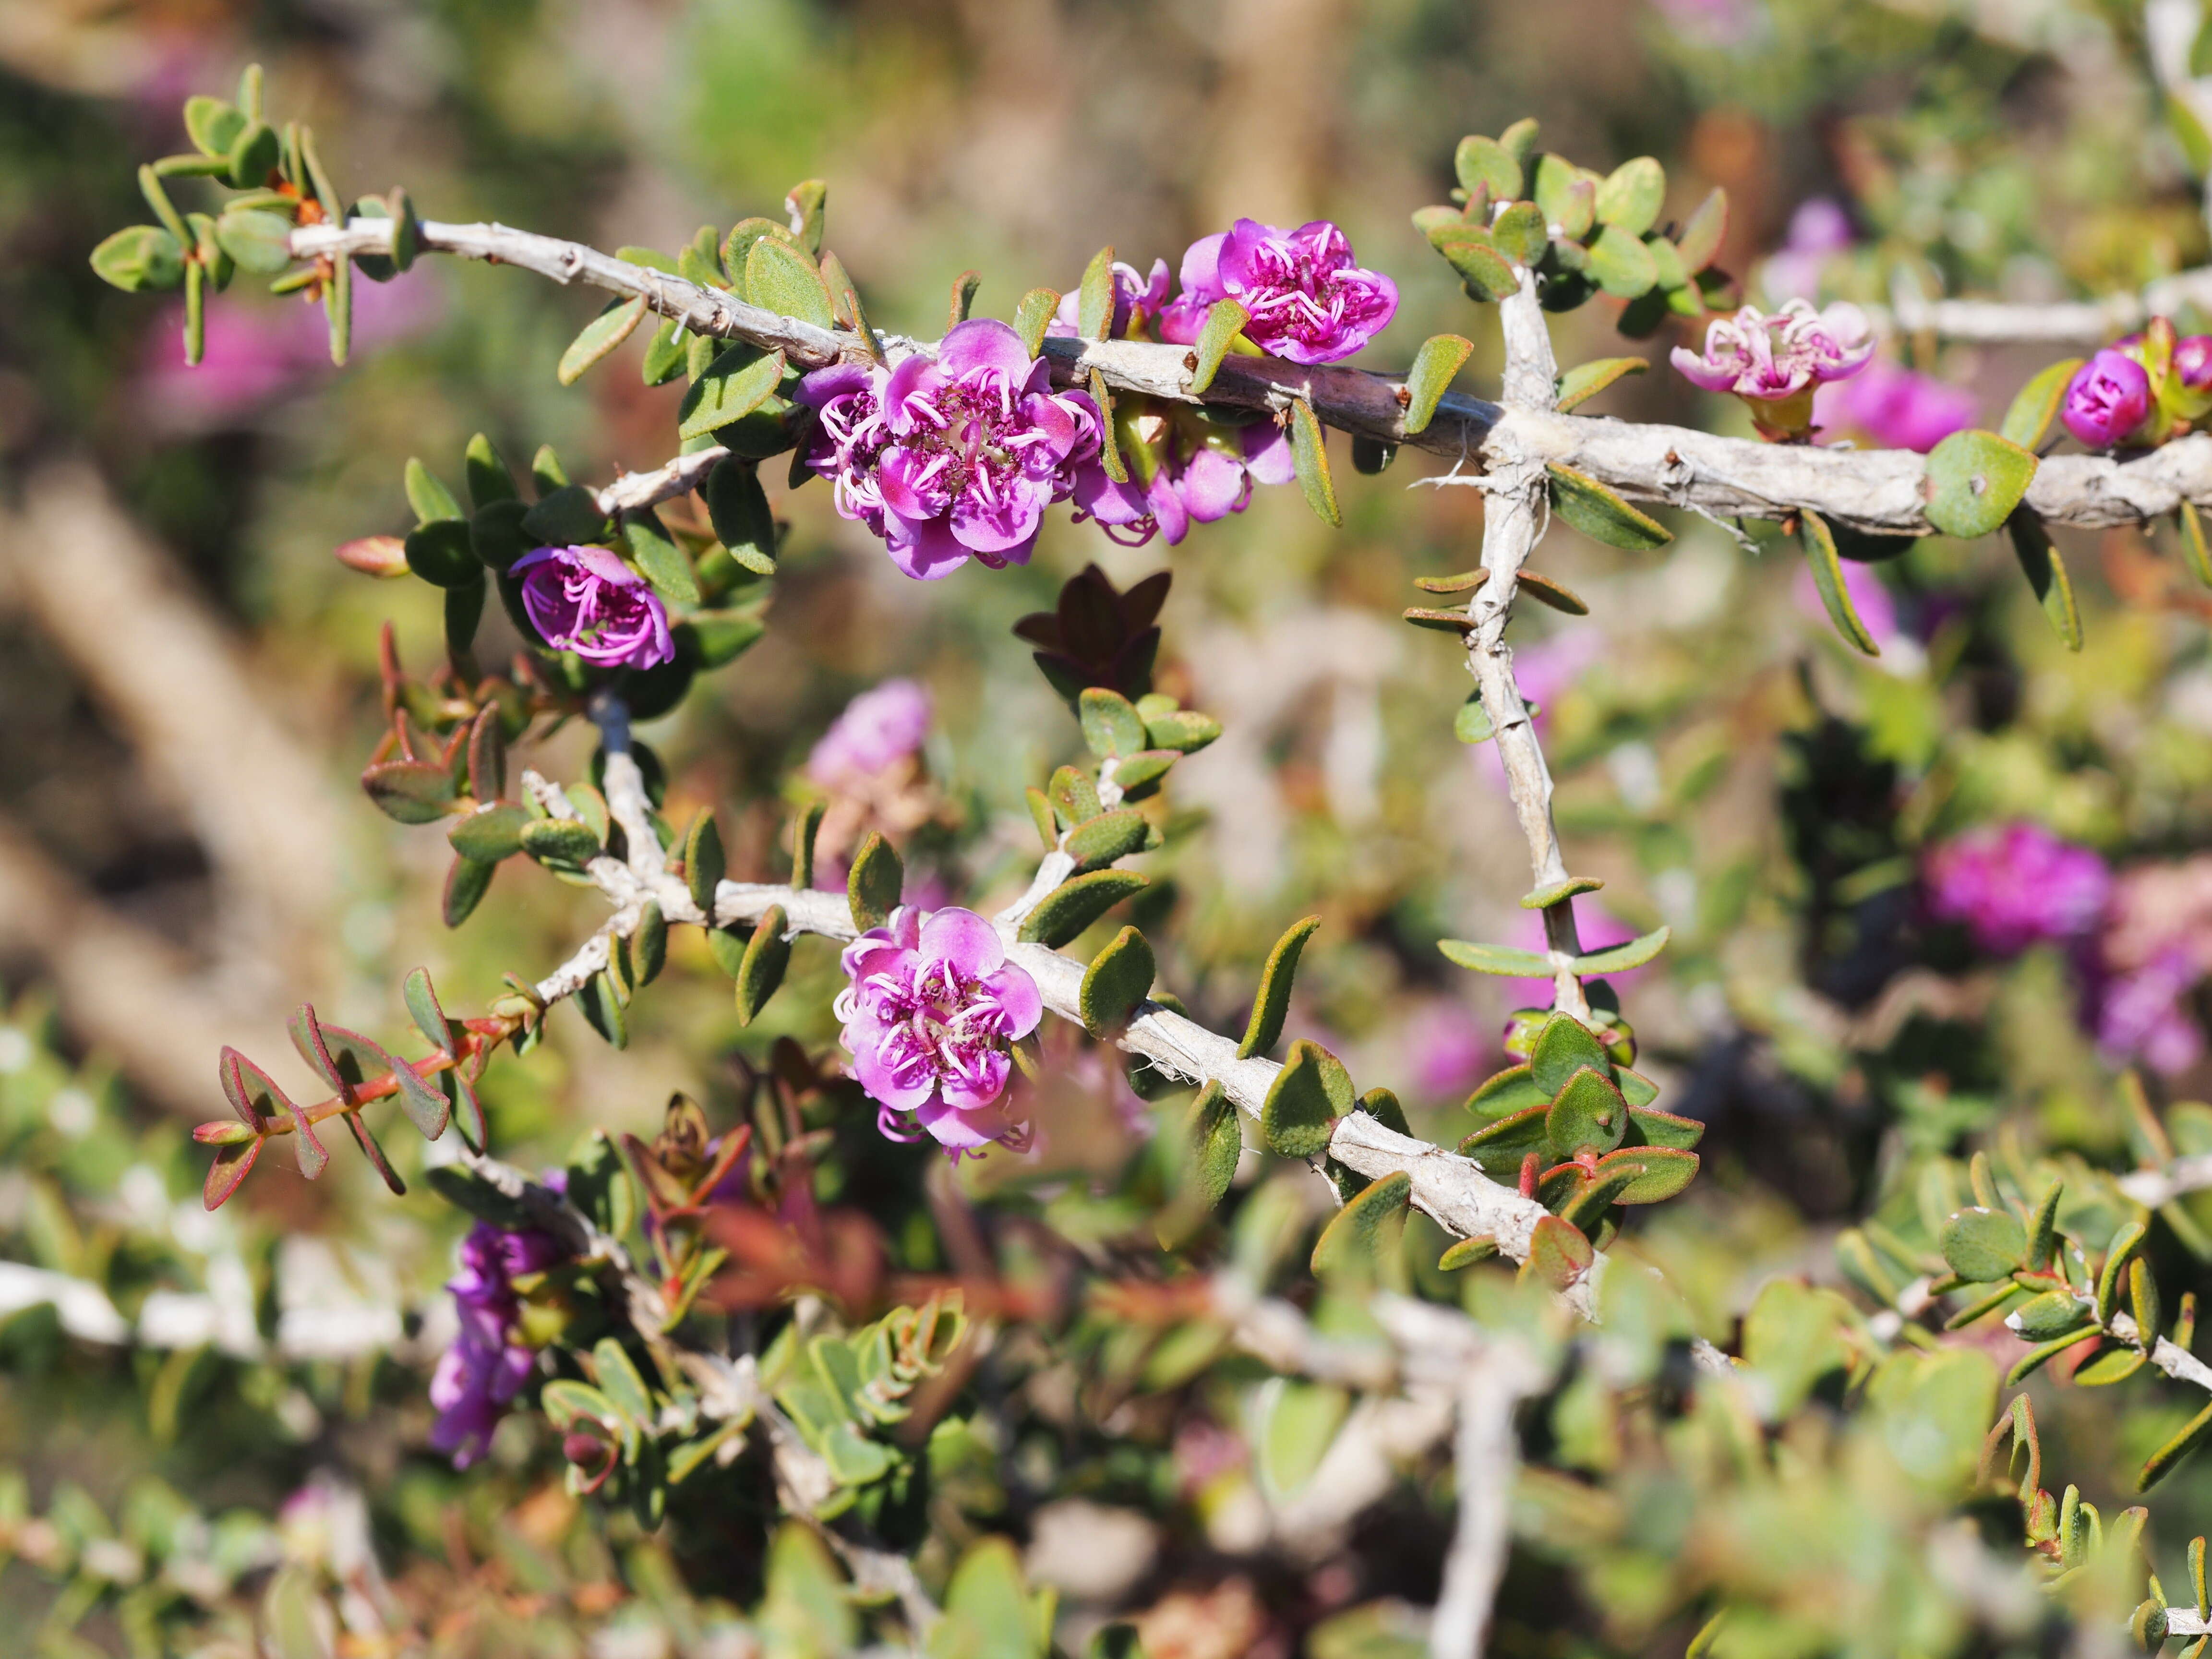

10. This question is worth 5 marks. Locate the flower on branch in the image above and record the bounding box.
[795,320,1110,580]
[1049,258,1172,341]
[1073,407,1296,546]
[1159,219,1398,365]
[836,905,1043,1155]
[429,1211,568,1468]
[2061,349,2152,450]
[1670,298,1873,438]
[509,544,674,669]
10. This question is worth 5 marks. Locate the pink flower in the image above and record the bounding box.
[836,905,1045,1154]
[2060,350,2152,449]
[808,678,933,787]
[1403,1001,1490,1100]
[1672,299,1874,402]
[1158,219,1398,365]
[2095,947,2204,1075]
[2176,335,2212,393]
[1047,259,1173,341]
[795,320,1109,580]
[509,545,674,669]
[1813,358,1977,453]
[1760,199,1855,303]
[1072,411,1296,546]
[1923,822,2112,955]
[429,1217,566,1468]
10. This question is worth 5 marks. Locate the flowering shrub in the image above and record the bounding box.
[34,39,2212,1659]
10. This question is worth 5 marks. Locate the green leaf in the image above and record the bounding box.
[1405,334,1475,437]
[678,344,787,442]
[1594,156,1665,235]
[1439,1235,1500,1270]
[2006,1328,2098,1386]
[448,802,528,863]
[361,760,455,825]
[1080,926,1155,1034]
[1555,356,1648,413]
[1529,1013,1608,1096]
[2181,502,2212,588]
[736,904,791,1025]
[1571,927,1670,974]
[1106,748,1178,798]
[794,797,826,888]
[1190,299,1251,395]
[401,519,476,589]
[1239,915,1323,1060]
[1187,1081,1241,1209]
[1016,869,1148,947]
[1798,509,1880,656]
[1547,463,1671,549]
[1143,709,1222,753]
[703,457,778,574]
[641,318,688,386]
[1594,1144,1697,1203]
[520,817,601,866]
[1013,288,1060,358]
[2000,357,2084,451]
[1547,1066,1628,1157]
[1440,938,1554,976]
[214,208,293,275]
[683,608,767,669]
[1457,1104,1551,1177]
[1311,1174,1412,1274]
[1079,688,1148,758]
[1427,224,1518,301]
[1065,807,1150,872]
[1455,695,1494,744]
[1089,366,1127,483]
[2076,1344,2149,1387]
[592,1337,655,1426]
[577,970,629,1048]
[1261,1040,1354,1159]
[629,900,667,986]
[746,237,835,328]
[684,812,724,915]
[521,483,611,547]
[623,509,698,609]
[1492,202,1549,268]
[1627,1103,1702,1149]
[947,268,983,329]
[1288,398,1340,528]
[558,294,649,385]
[1523,875,1604,910]
[89,225,187,292]
[1523,1214,1594,1290]
[931,1537,1046,1659]
[1939,1206,2027,1282]
[2008,1288,2092,1343]
[184,95,247,159]
[2008,509,2082,650]
[401,966,455,1058]
[1352,438,1397,474]
[225,119,279,189]
[1923,429,2039,539]
[406,457,463,524]
[2132,1255,2165,1345]
[848,831,903,930]
[1079,245,1118,340]
[1516,569,1587,615]
[1455,134,1523,201]
[425,1164,537,1228]
[1587,224,1659,298]
[1467,1064,1549,1118]
[1676,186,1729,271]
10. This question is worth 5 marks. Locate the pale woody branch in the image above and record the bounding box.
[293,217,2212,538]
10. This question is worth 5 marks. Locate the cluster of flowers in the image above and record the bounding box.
[429,1204,568,1467]
[800,218,1395,569]
[2060,320,2212,449]
[1924,822,2209,1073]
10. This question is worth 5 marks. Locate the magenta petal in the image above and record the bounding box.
[976,964,1043,1038]
[1149,469,1191,546]
[1155,297,1207,347]
[795,362,878,411]
[1178,233,1228,305]
[1671,346,1741,393]
[915,1091,1004,1148]
[1241,422,1296,485]
[883,513,971,580]
[851,1034,937,1113]
[1179,447,1249,522]
[1074,464,1152,526]
[919,906,1003,981]
[877,445,950,520]
[884,357,947,433]
[950,482,1043,554]
[939,317,1035,382]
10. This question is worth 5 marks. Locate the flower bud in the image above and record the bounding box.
[2176,334,2212,393]
[2060,349,2151,448]
[334,534,410,578]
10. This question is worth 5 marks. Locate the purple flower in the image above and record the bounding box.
[2176,335,2212,393]
[1923,822,2112,955]
[428,1218,566,1468]
[2095,946,2204,1075]
[808,678,934,787]
[508,545,674,669]
[1048,259,1173,341]
[835,905,1045,1154]
[2061,350,2152,449]
[796,320,1108,580]
[1158,219,1398,366]
[1760,199,1855,303]
[1671,300,1874,432]
[1813,358,1977,453]
[1072,411,1297,546]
